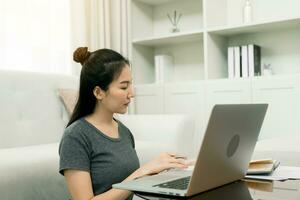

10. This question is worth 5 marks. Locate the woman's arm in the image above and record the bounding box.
[64,152,188,200]
[64,170,94,200]
[64,170,135,200]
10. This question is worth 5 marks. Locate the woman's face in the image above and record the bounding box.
[101,65,134,114]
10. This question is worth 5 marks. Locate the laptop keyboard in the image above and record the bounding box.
[153,176,191,190]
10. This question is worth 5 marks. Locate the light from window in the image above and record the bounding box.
[0,0,72,74]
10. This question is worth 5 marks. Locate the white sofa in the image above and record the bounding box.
[116,114,195,165]
[1,70,299,200]
[0,70,78,199]
[0,70,196,200]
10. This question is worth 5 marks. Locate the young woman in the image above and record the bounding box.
[59,47,188,200]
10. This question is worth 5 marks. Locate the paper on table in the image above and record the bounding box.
[245,166,300,181]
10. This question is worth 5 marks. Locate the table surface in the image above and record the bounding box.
[134,179,300,200]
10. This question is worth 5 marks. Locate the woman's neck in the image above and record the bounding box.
[86,104,114,126]
[85,105,119,138]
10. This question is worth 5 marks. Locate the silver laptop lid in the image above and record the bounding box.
[187,104,268,196]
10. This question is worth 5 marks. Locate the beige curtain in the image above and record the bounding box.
[70,0,130,75]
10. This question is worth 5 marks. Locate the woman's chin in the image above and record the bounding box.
[117,108,128,114]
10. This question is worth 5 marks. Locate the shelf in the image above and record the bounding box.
[132,30,204,46]
[251,73,300,81]
[207,73,300,81]
[207,17,300,36]
[134,0,173,6]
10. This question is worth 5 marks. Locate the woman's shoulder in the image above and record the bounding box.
[116,119,131,134]
[115,118,135,146]
[63,118,87,138]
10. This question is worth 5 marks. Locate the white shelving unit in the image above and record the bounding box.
[130,0,300,82]
[132,30,203,46]
[206,18,300,79]
[130,0,204,84]
[204,0,300,79]
[129,0,300,146]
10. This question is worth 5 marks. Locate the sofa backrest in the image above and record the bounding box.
[0,70,79,148]
[116,114,196,164]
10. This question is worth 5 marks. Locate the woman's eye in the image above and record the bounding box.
[120,83,130,90]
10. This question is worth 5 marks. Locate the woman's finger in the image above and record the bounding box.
[185,159,196,166]
[168,157,188,165]
[168,163,188,169]
[166,152,178,157]
[173,154,187,159]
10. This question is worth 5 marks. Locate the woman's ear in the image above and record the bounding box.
[93,86,105,100]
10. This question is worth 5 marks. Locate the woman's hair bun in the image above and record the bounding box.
[73,47,91,64]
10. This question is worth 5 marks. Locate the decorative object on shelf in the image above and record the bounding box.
[154,54,174,83]
[243,0,252,23]
[262,63,273,76]
[167,10,182,33]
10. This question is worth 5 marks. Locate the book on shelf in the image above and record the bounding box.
[241,45,249,78]
[234,46,241,78]
[154,54,174,83]
[227,47,235,79]
[248,44,261,77]
[227,44,261,79]
[247,158,280,175]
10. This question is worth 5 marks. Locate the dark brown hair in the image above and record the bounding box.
[67,47,129,127]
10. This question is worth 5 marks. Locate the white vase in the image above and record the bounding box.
[243,0,252,23]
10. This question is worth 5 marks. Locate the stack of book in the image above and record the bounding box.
[228,44,261,79]
[247,158,280,175]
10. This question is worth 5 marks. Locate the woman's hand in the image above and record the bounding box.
[137,152,189,177]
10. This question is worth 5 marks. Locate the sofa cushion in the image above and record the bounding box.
[0,70,79,148]
[0,143,70,200]
[1,119,67,148]
[58,89,78,116]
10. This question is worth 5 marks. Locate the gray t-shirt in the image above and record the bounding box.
[59,118,140,199]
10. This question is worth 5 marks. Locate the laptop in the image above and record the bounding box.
[113,104,268,197]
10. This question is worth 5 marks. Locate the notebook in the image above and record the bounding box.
[247,159,280,175]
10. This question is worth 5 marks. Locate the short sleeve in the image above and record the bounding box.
[59,134,91,175]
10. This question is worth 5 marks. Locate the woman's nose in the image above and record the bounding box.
[128,85,135,98]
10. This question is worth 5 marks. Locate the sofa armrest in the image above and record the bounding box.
[0,143,69,200]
